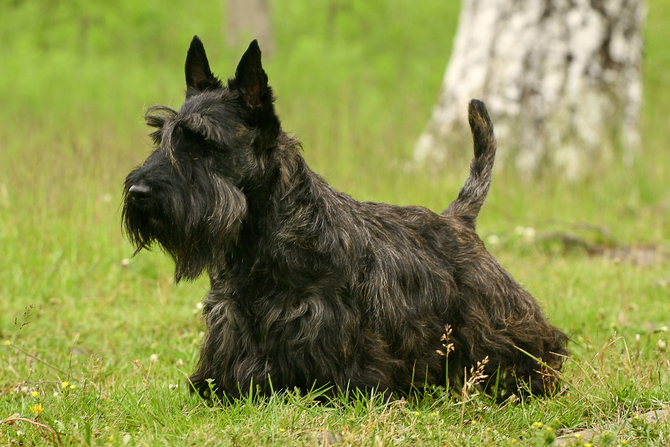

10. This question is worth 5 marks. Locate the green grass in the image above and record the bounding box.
[1,1,670,445]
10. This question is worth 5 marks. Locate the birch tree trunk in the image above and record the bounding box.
[415,0,646,180]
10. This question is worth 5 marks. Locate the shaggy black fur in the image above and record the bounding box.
[123,36,568,402]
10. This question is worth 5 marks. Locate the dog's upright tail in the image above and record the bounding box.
[443,99,497,229]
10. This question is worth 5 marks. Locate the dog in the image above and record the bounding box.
[123,36,568,402]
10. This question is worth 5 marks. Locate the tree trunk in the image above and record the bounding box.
[415,0,646,180]
[226,0,275,57]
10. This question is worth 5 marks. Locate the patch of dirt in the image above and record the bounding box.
[532,221,668,266]
[554,409,670,446]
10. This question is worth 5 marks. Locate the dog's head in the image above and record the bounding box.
[122,37,280,281]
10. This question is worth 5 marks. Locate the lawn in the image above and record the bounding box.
[1,1,669,445]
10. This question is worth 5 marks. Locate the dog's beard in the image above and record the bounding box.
[122,176,248,282]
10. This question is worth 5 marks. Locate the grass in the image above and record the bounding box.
[1,0,669,445]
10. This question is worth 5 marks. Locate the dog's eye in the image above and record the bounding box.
[174,128,212,154]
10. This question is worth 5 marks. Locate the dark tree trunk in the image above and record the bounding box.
[226,0,275,57]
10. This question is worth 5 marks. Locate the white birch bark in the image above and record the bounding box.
[415,0,646,180]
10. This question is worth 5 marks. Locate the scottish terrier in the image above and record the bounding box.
[123,36,568,402]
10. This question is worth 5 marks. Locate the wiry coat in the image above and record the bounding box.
[123,37,568,402]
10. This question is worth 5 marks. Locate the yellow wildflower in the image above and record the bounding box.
[61,381,69,388]
[29,404,44,415]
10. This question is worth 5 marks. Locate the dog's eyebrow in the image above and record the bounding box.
[145,105,177,145]
[179,112,227,143]
[145,106,216,152]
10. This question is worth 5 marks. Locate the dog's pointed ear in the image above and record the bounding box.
[228,40,280,148]
[185,36,222,95]
[228,40,271,109]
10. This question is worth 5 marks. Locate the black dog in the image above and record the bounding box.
[123,37,567,402]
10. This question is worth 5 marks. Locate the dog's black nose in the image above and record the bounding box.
[128,183,151,198]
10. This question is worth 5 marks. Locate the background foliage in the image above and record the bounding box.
[1,0,669,445]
